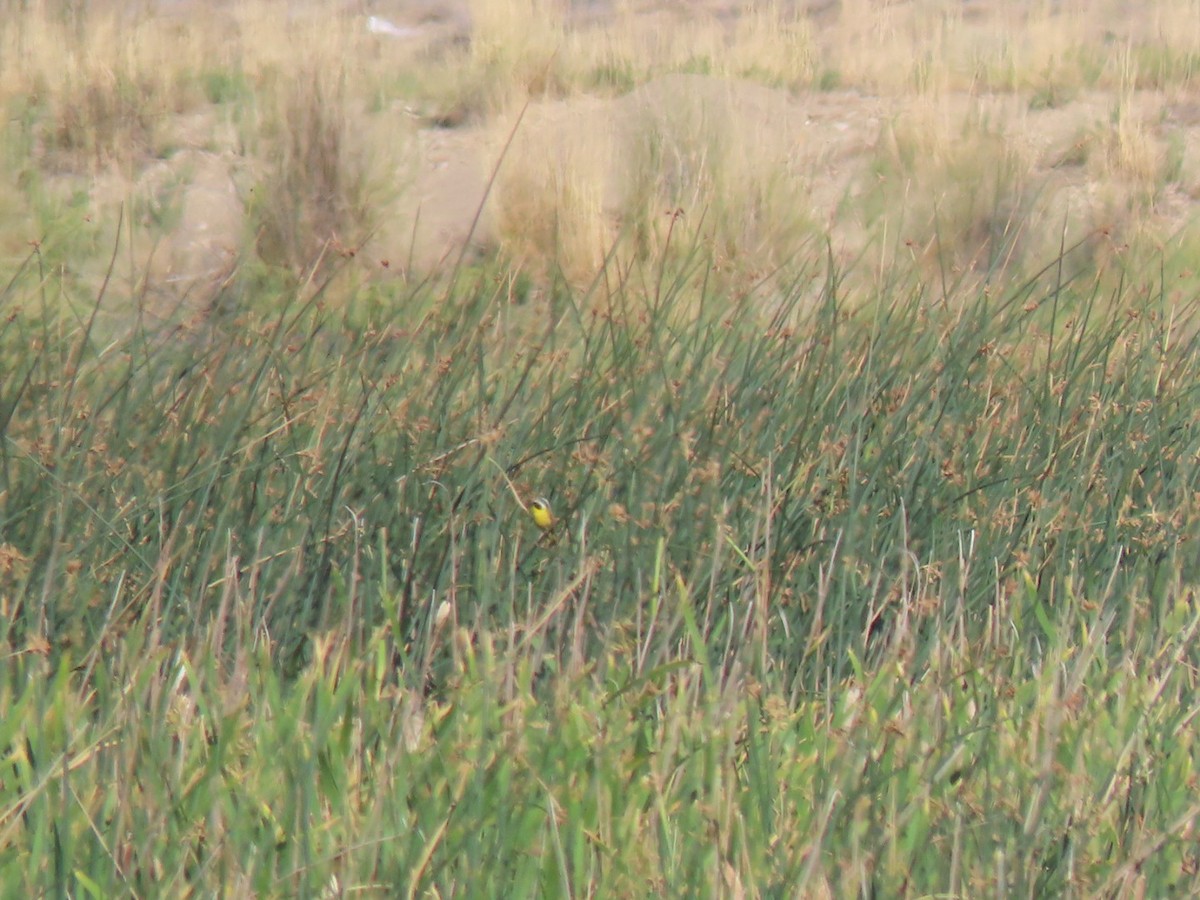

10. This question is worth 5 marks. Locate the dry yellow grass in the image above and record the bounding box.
[2,0,1199,299]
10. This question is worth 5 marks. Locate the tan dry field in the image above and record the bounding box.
[6,0,1200,309]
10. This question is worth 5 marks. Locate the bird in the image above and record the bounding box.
[529,497,554,532]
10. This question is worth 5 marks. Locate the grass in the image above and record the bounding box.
[4,1,1200,289]
[6,0,1200,895]
[6,215,1200,892]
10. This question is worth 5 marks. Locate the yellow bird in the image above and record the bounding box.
[529,497,554,532]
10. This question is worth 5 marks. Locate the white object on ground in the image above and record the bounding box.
[367,16,420,39]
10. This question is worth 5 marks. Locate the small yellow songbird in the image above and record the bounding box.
[529,497,554,532]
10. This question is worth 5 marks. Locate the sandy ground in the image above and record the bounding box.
[89,0,1200,307]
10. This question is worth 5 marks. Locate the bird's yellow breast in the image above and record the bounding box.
[529,498,554,531]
